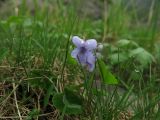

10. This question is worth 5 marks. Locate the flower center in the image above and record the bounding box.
[80,47,86,54]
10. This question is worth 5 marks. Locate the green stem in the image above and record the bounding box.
[60,18,76,90]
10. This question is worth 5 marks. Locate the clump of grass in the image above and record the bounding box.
[0,0,160,119]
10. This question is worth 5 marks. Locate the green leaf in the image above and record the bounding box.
[52,93,65,112]
[52,88,83,115]
[64,87,82,105]
[109,52,129,64]
[116,39,130,47]
[63,94,82,115]
[129,47,155,67]
[65,102,82,115]
[116,39,139,48]
[98,59,118,84]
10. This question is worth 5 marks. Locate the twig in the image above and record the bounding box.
[1,79,22,106]
[12,79,22,120]
[0,112,56,119]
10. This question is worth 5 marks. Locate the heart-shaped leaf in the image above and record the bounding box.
[52,87,83,115]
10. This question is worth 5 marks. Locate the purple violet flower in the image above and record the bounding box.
[71,36,97,72]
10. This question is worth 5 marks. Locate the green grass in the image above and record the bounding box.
[0,0,160,119]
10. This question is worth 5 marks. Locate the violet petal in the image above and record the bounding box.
[71,48,79,59]
[72,36,84,48]
[85,39,97,50]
